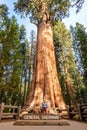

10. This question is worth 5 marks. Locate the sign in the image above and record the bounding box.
[23,114,60,120]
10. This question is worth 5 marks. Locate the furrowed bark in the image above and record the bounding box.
[24,3,66,113]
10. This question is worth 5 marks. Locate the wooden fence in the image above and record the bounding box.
[60,103,87,121]
[0,103,21,121]
[0,103,87,122]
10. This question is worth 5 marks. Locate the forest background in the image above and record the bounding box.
[0,0,87,106]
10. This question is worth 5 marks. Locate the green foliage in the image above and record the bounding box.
[0,0,85,106]
[0,4,8,21]
[53,21,84,104]
[80,87,87,103]
[70,23,87,103]
[14,0,84,25]
[53,21,73,104]
[70,23,87,86]
[19,26,36,106]
[14,0,73,25]
[0,5,22,105]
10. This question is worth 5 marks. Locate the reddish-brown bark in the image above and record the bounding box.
[25,20,66,113]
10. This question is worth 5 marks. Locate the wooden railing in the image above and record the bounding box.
[0,103,21,121]
[60,104,87,122]
[0,103,87,122]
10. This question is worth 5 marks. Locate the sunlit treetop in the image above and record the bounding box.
[0,4,9,18]
[14,0,84,25]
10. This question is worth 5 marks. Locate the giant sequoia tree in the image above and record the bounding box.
[14,0,84,113]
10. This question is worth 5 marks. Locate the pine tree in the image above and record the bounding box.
[0,5,22,105]
[53,21,78,104]
[27,30,36,96]
[70,23,87,103]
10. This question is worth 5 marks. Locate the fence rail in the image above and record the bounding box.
[0,103,87,122]
[60,103,87,121]
[0,103,21,121]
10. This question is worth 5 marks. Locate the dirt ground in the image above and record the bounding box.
[0,120,87,130]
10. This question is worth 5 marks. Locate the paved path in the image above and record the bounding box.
[0,120,87,130]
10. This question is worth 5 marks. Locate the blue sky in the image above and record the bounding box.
[0,0,37,39]
[63,0,87,29]
[0,0,87,39]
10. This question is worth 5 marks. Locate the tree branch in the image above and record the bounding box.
[71,0,84,7]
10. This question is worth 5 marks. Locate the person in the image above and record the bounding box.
[41,100,48,113]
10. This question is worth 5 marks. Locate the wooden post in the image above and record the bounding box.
[17,106,21,119]
[0,103,5,121]
[77,104,82,121]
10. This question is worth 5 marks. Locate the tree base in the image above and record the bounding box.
[14,113,69,126]
[20,107,62,117]
[14,119,70,126]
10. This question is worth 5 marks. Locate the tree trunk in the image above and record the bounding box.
[23,68,27,105]
[25,20,66,112]
[64,64,75,101]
